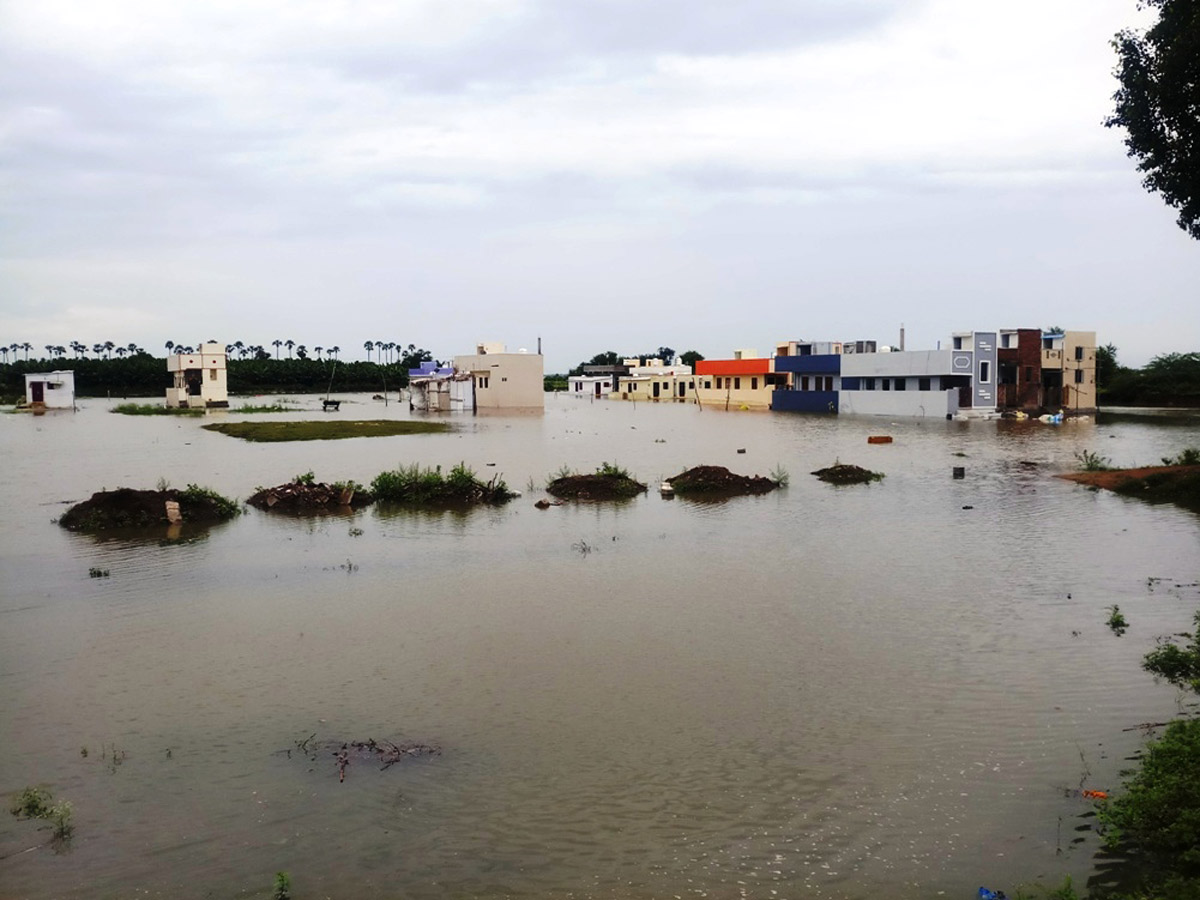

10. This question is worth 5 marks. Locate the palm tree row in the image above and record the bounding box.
[2,340,436,367]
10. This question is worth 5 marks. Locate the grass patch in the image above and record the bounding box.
[112,403,204,416]
[1107,604,1129,635]
[1074,449,1113,471]
[372,462,515,506]
[9,785,73,840]
[234,401,297,413]
[203,420,449,442]
[1112,468,1200,513]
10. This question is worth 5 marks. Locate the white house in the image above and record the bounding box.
[166,343,229,408]
[24,371,75,409]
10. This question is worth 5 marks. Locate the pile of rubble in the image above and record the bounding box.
[247,480,373,512]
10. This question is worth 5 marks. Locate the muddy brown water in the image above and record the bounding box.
[2,395,1199,899]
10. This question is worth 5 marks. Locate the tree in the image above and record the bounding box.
[272,339,282,359]
[1106,0,1200,239]
[285,339,294,358]
[1096,343,1120,388]
[363,340,374,361]
[680,350,705,368]
[569,351,620,376]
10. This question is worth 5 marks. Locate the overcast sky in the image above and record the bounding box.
[2,0,1196,371]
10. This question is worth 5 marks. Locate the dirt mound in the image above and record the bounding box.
[1061,464,1200,513]
[811,463,884,485]
[59,487,240,531]
[547,473,647,500]
[668,465,779,496]
[248,480,373,513]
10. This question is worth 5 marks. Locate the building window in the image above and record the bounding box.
[1074,368,1084,383]
[1024,366,1034,383]
[751,377,758,390]
[895,377,906,391]
[979,361,990,383]
[918,377,930,391]
[882,379,890,391]
[209,368,218,381]
[734,377,741,390]
[824,376,833,391]
[704,380,711,389]
[1075,345,1084,361]
[864,377,875,391]
[800,376,809,391]
[953,336,964,350]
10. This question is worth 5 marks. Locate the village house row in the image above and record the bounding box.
[567,329,1098,418]
[22,331,1096,418]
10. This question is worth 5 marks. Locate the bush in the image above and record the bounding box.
[371,462,515,505]
[1161,447,1200,467]
[1143,610,1200,693]
[1075,449,1113,471]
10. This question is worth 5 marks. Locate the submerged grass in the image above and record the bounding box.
[203,420,449,442]
[112,403,204,416]
[234,401,297,413]
[371,462,515,505]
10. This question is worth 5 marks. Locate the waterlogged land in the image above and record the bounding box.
[2,396,1200,900]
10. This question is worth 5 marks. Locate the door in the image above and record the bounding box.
[31,381,44,402]
[653,382,660,398]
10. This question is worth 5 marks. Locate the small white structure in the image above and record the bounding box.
[24,371,75,409]
[166,343,228,408]
[408,363,475,412]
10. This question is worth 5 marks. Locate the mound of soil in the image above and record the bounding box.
[811,463,884,485]
[1060,464,1200,513]
[546,473,647,500]
[59,487,239,531]
[668,465,778,496]
[248,480,373,513]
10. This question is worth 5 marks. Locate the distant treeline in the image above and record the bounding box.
[0,353,432,400]
[1099,348,1200,407]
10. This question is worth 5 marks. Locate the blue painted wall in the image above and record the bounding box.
[771,390,838,413]
[773,354,841,374]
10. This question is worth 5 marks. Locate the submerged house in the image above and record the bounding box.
[24,371,75,409]
[615,358,695,402]
[450,342,545,410]
[166,343,228,408]
[694,350,786,410]
[770,328,1095,418]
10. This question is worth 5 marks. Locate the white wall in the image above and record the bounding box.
[839,389,958,418]
[840,350,957,377]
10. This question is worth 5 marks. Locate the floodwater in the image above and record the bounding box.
[2,395,1199,900]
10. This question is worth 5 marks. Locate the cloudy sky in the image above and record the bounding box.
[2,0,1196,371]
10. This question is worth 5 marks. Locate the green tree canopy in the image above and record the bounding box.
[680,350,705,368]
[1106,0,1200,239]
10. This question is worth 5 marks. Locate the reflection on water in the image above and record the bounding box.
[1,395,1199,899]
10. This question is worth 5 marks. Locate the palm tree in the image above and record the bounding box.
[314,345,323,361]
[272,339,282,359]
[363,340,374,361]
[329,345,340,360]
[285,339,295,358]
[0,346,7,363]
[234,340,244,358]
[103,341,114,359]
[22,342,32,360]
[165,340,174,355]
[127,342,137,355]
[115,347,127,359]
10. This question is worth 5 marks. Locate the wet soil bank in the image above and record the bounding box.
[668,466,778,496]
[546,473,647,500]
[59,487,240,531]
[1060,464,1200,512]
[811,463,885,485]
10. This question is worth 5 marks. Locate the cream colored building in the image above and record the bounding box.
[452,342,544,409]
[1041,330,1097,414]
[166,343,228,408]
[693,351,782,410]
[614,359,695,403]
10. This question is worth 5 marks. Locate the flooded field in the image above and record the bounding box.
[2,395,1199,899]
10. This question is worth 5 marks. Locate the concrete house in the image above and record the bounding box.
[452,342,544,410]
[1039,330,1097,414]
[615,358,696,403]
[166,343,228,408]
[24,371,75,409]
[771,341,843,413]
[694,350,785,410]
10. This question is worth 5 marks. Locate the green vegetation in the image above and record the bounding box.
[1099,349,1200,407]
[295,470,316,485]
[179,483,242,520]
[1161,447,1200,467]
[371,462,516,506]
[1107,604,1129,635]
[1143,610,1200,693]
[1099,718,1200,898]
[88,567,110,578]
[1106,0,1200,239]
[9,785,73,840]
[769,464,790,487]
[1,348,436,399]
[1075,450,1114,472]
[272,871,292,900]
[112,402,204,416]
[202,420,449,442]
[544,374,568,391]
[235,401,297,413]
